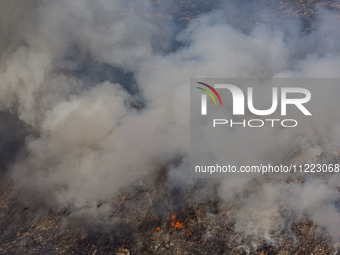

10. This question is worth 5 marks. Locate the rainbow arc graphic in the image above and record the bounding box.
[196,82,222,115]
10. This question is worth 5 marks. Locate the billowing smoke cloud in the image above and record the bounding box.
[1,0,340,246]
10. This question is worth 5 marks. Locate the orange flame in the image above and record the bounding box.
[171,214,176,221]
[156,226,160,231]
[174,221,182,229]
[170,214,183,230]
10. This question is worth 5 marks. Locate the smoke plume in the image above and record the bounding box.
[1,0,340,247]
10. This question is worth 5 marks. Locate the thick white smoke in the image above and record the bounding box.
[1,0,340,245]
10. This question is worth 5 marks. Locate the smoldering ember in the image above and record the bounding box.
[0,0,340,255]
